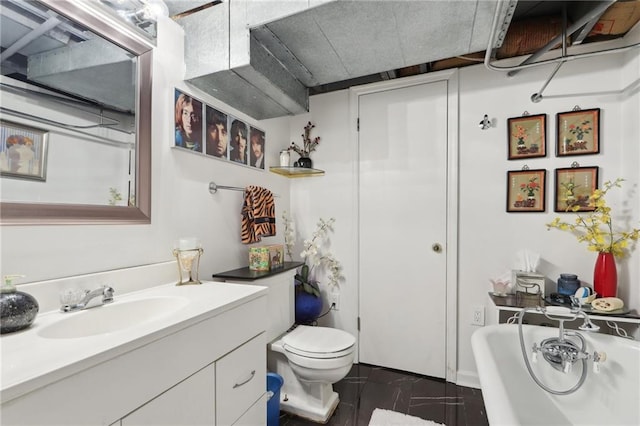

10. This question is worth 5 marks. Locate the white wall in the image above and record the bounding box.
[2,13,639,389]
[456,49,640,383]
[0,17,292,284]
[289,49,640,386]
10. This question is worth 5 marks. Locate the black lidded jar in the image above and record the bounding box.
[1,275,39,334]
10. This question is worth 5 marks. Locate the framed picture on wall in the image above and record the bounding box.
[556,108,600,157]
[0,120,49,181]
[229,117,249,165]
[205,105,228,159]
[174,88,203,153]
[554,166,599,212]
[507,114,546,160]
[249,126,265,169]
[506,169,546,212]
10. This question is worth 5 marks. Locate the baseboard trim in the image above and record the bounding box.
[456,370,481,389]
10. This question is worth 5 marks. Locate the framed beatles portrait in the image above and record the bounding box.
[554,166,598,212]
[0,120,49,181]
[556,108,600,157]
[249,126,265,169]
[205,105,228,159]
[507,169,546,212]
[507,114,546,160]
[174,89,203,152]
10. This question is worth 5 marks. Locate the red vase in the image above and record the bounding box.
[593,252,617,297]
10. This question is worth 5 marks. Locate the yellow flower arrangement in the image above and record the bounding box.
[546,178,640,258]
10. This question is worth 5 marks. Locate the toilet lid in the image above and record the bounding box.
[282,326,355,358]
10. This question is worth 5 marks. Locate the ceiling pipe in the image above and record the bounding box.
[507,0,613,77]
[530,4,568,102]
[0,15,60,63]
[484,0,640,74]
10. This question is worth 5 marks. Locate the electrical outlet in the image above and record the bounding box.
[329,292,340,311]
[472,306,485,326]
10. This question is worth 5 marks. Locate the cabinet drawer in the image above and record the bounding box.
[122,363,215,426]
[233,393,267,426]
[216,333,266,426]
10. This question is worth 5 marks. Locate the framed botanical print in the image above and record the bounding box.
[556,108,600,156]
[554,166,599,212]
[507,114,546,160]
[507,169,546,212]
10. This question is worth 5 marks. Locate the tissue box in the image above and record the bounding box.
[266,244,284,269]
[512,270,546,297]
[249,245,285,271]
[249,247,270,271]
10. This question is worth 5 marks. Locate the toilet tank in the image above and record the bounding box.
[224,269,296,341]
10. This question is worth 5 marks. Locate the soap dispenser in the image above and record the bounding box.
[1,275,39,334]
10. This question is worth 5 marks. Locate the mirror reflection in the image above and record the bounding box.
[1,0,138,207]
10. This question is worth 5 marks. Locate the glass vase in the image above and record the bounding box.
[296,157,313,168]
[593,252,617,297]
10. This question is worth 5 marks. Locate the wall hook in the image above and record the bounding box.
[479,114,491,130]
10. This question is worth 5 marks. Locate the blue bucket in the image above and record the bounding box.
[266,372,284,426]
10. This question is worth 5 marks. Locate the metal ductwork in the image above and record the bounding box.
[172,0,640,120]
[175,0,311,120]
[173,0,501,120]
[27,37,136,112]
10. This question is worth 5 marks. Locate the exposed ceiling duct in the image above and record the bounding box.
[0,0,157,113]
[171,0,639,121]
[174,0,503,120]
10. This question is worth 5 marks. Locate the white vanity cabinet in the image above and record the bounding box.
[1,283,267,426]
[121,363,216,425]
[121,333,266,426]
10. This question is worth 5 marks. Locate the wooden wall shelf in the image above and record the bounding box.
[269,167,325,178]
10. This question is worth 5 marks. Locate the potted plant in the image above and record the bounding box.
[288,121,320,168]
[294,264,323,324]
[547,178,640,297]
[283,213,343,324]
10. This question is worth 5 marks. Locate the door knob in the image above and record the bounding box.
[432,243,442,253]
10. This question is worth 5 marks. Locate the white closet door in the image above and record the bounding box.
[358,80,448,378]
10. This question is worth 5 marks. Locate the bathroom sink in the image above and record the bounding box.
[38,296,189,339]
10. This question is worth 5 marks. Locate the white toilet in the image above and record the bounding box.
[256,271,356,423]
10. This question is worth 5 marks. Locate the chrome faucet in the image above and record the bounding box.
[61,285,114,312]
[529,305,605,374]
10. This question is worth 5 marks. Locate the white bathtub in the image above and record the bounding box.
[471,324,640,426]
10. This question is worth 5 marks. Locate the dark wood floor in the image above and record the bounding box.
[279,364,489,426]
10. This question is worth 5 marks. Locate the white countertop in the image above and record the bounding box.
[0,281,267,403]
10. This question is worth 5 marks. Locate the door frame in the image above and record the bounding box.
[348,70,459,383]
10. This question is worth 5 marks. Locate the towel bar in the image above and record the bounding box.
[208,182,279,197]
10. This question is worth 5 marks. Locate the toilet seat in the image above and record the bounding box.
[282,325,355,359]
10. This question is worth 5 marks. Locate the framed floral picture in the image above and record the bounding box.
[556,108,600,156]
[554,166,598,212]
[507,114,546,160]
[507,169,546,212]
[0,120,49,181]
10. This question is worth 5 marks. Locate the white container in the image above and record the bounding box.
[279,150,290,167]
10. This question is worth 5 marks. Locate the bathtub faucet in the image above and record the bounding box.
[529,306,606,374]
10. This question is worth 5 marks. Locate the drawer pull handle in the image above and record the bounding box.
[233,370,256,388]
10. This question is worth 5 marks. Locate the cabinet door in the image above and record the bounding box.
[216,333,266,426]
[122,364,215,426]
